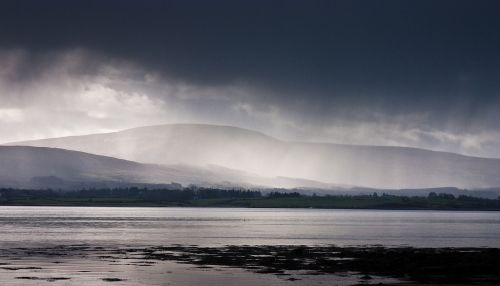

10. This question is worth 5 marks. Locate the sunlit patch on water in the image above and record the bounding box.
[0,207,499,247]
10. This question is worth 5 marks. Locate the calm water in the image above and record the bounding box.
[0,206,499,247]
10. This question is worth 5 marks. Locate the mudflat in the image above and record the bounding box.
[0,244,499,285]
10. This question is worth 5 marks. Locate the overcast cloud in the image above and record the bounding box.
[1,0,500,158]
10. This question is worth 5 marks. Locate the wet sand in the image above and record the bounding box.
[0,245,499,285]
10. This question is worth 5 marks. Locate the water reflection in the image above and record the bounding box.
[0,207,499,247]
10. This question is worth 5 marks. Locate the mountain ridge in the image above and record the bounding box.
[12,123,497,160]
[0,145,334,190]
[6,124,500,189]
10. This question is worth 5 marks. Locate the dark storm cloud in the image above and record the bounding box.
[2,1,499,89]
[1,0,500,157]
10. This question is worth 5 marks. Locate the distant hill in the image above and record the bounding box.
[0,146,181,189]
[9,124,500,189]
[0,146,332,190]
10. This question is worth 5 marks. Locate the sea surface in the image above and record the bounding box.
[1,206,499,248]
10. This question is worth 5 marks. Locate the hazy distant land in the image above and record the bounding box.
[6,124,500,190]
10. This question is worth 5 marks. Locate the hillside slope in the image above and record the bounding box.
[0,146,330,190]
[9,124,500,189]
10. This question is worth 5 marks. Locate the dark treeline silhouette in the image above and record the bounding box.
[0,187,499,210]
[267,191,302,198]
[0,187,262,203]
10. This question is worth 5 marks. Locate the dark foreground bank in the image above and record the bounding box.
[1,244,499,285]
[2,187,500,210]
[143,245,500,285]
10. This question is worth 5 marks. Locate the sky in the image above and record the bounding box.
[0,0,500,158]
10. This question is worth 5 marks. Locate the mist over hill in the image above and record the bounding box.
[0,145,336,190]
[9,124,500,189]
[0,146,179,189]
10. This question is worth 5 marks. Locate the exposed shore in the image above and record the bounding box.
[1,244,499,285]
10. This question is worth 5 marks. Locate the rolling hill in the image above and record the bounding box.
[9,124,500,189]
[0,146,333,190]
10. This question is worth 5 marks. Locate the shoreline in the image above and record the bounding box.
[1,244,499,285]
[2,203,500,211]
[3,188,500,211]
